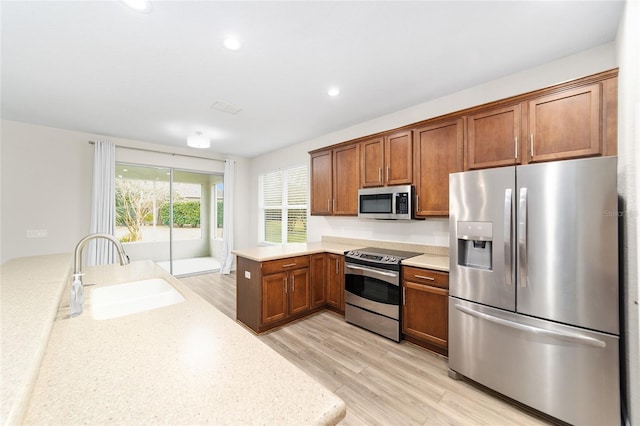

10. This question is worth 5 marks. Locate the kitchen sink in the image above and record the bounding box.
[91,278,185,320]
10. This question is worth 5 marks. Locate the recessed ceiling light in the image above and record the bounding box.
[328,87,340,97]
[121,0,152,12]
[224,37,241,51]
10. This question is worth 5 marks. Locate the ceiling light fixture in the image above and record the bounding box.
[187,131,211,149]
[121,0,152,12]
[328,87,340,97]
[224,37,242,51]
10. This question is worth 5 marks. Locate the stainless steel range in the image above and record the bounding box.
[344,247,420,342]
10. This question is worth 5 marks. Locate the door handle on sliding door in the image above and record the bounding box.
[518,187,528,288]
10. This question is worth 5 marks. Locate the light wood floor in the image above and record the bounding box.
[180,272,554,426]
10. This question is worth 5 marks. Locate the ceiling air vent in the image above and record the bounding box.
[210,101,242,115]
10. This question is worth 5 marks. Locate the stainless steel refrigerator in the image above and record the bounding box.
[448,156,620,425]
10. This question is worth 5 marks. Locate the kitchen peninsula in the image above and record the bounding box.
[232,238,449,335]
[3,256,345,425]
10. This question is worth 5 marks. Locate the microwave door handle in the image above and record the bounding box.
[504,188,512,286]
[392,192,397,215]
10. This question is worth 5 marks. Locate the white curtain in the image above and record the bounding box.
[87,140,116,266]
[220,159,235,274]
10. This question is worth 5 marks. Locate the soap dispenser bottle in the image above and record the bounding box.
[70,273,84,317]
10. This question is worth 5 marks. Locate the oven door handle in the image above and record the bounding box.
[345,263,398,279]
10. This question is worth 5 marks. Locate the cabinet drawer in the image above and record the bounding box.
[403,266,448,289]
[262,255,310,275]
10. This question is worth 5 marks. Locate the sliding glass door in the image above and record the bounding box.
[115,163,223,276]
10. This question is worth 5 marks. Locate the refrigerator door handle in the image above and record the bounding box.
[454,304,606,348]
[518,187,528,288]
[504,188,513,286]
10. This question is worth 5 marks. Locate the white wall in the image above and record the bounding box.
[0,120,252,263]
[248,42,618,249]
[616,0,640,423]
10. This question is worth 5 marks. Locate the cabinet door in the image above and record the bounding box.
[262,272,288,325]
[467,104,522,170]
[403,281,449,348]
[527,83,602,163]
[414,118,464,216]
[310,254,326,308]
[333,144,360,215]
[288,268,311,315]
[325,254,344,311]
[360,137,385,187]
[310,150,333,215]
[385,130,413,185]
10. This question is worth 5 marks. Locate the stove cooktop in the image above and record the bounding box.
[345,247,422,265]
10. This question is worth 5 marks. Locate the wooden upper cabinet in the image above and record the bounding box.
[360,131,413,187]
[527,83,602,163]
[467,104,522,170]
[385,130,413,186]
[333,143,360,215]
[414,118,464,216]
[310,149,333,215]
[360,137,385,187]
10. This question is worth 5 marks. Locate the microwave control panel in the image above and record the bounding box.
[396,193,409,214]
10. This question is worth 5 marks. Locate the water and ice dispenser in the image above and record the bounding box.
[456,221,493,270]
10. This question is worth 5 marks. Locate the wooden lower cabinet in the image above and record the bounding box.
[402,266,449,356]
[310,253,326,308]
[237,253,345,333]
[261,266,310,325]
[325,253,345,313]
[237,255,314,333]
[261,268,311,325]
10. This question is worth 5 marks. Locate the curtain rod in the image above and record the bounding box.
[88,140,226,163]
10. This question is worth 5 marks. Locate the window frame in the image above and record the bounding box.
[258,164,308,246]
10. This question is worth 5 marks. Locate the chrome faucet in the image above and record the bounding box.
[70,233,130,317]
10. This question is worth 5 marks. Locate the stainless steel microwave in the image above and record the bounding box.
[357,185,414,220]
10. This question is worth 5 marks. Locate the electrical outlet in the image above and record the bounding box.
[244,271,251,279]
[26,229,48,238]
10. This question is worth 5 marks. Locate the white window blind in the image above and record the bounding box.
[259,165,308,245]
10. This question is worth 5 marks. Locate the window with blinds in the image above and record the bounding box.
[259,165,308,244]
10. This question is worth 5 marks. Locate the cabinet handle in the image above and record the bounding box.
[415,275,435,281]
[386,166,390,183]
[292,275,295,292]
[529,134,534,160]
[416,195,420,213]
[402,287,405,306]
[282,263,296,268]
[327,199,330,212]
[283,277,287,294]
[514,136,518,159]
[333,199,336,212]
[335,259,339,274]
[378,168,382,183]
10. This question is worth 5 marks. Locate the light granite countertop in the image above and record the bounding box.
[233,240,449,272]
[232,241,364,262]
[18,259,345,425]
[1,254,72,425]
[401,254,450,272]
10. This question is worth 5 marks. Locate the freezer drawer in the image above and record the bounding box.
[448,297,620,426]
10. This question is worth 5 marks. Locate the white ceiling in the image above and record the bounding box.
[1,1,624,158]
